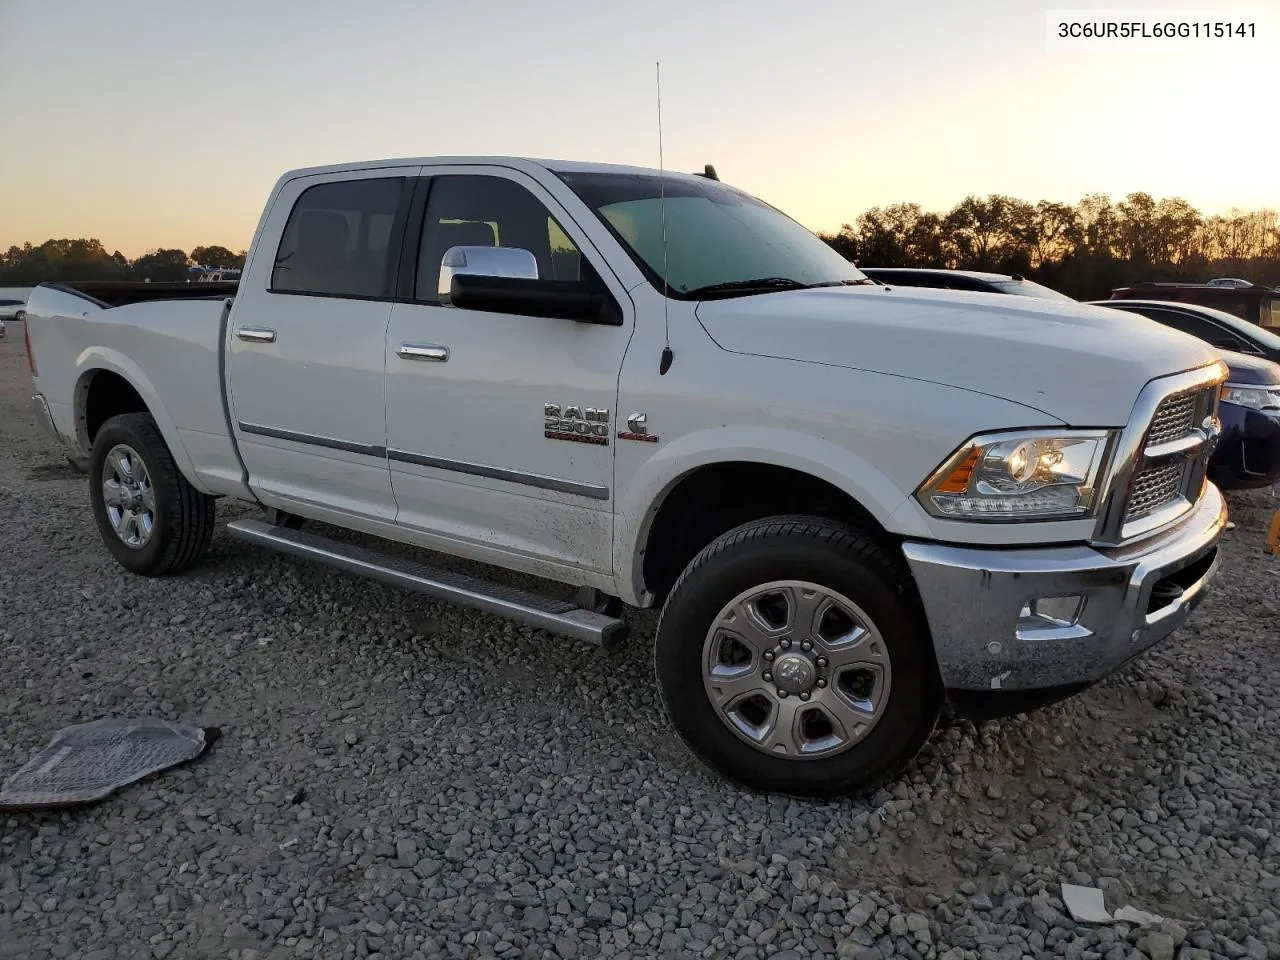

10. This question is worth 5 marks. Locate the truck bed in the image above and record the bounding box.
[46,280,239,309]
[25,280,249,500]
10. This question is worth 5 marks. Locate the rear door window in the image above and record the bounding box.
[272,177,406,298]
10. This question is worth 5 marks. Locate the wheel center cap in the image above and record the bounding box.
[773,652,816,694]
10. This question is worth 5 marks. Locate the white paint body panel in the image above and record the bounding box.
[23,154,1227,609]
[383,162,635,575]
[695,285,1220,425]
[224,165,418,523]
[24,288,245,498]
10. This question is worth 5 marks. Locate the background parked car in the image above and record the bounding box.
[1199,350,1280,490]
[858,266,1280,491]
[1109,278,1280,331]
[1089,299,1280,491]
[1084,298,1280,364]
[0,298,24,339]
[858,267,1076,302]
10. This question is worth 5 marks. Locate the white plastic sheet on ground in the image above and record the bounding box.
[0,718,215,811]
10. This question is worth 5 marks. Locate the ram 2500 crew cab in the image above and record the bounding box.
[25,157,1228,797]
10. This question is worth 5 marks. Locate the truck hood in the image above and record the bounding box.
[695,286,1221,425]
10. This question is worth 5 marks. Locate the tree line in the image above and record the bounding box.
[3,191,1278,298]
[0,240,245,285]
[818,192,1280,299]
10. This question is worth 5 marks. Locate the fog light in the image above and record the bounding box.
[1018,595,1084,627]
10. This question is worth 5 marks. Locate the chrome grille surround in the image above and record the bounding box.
[1091,362,1228,547]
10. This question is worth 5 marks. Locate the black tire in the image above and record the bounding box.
[88,412,216,575]
[654,515,941,798]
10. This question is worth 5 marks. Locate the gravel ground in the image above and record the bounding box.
[1,320,1278,960]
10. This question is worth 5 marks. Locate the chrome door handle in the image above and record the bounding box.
[236,327,277,343]
[397,343,449,362]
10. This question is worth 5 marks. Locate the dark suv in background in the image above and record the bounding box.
[1093,300,1280,491]
[1109,278,1280,330]
[1086,299,1280,363]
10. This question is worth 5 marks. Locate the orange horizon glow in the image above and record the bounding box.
[2,0,1276,259]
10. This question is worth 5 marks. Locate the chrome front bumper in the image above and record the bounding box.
[902,483,1226,692]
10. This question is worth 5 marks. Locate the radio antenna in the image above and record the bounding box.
[656,61,673,375]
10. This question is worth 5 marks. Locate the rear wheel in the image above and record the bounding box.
[655,516,940,797]
[89,413,216,575]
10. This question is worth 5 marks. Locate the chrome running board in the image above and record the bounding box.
[225,517,627,649]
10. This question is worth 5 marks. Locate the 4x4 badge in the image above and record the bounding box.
[618,412,659,443]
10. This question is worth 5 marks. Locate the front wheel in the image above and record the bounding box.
[89,413,216,575]
[655,516,940,798]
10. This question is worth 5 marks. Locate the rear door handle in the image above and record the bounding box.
[397,343,449,362]
[236,327,277,343]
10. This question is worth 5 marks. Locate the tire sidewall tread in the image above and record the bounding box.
[88,413,215,576]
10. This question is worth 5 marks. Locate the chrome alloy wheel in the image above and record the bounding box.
[101,444,157,548]
[702,580,892,758]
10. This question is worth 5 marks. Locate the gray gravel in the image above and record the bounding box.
[2,321,1278,960]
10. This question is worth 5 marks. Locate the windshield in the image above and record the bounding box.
[989,279,1076,302]
[557,171,867,297]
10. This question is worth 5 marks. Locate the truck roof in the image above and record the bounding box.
[277,156,706,183]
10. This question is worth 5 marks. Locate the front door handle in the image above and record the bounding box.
[236,327,277,343]
[397,343,449,362]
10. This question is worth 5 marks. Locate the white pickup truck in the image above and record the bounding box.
[25,156,1228,797]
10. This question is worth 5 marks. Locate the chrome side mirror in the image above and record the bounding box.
[438,245,538,300]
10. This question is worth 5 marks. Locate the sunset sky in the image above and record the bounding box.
[1,0,1276,258]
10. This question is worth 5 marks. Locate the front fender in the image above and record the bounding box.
[614,426,917,606]
[73,347,211,495]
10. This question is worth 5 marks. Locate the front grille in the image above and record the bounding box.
[1146,393,1198,447]
[1121,385,1217,527]
[1125,461,1185,520]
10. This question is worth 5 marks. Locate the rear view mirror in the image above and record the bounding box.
[438,245,538,300]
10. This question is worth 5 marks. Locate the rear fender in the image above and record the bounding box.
[73,347,211,495]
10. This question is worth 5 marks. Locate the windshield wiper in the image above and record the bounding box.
[684,277,814,298]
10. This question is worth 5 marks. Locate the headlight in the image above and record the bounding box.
[1222,384,1280,412]
[917,430,1113,521]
